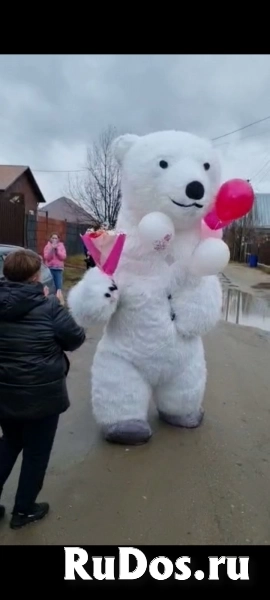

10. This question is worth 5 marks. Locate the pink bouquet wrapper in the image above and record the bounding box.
[81,231,126,276]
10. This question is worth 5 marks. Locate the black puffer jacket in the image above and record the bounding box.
[0,280,85,420]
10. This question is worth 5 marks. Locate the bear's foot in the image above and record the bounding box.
[103,419,152,445]
[158,408,204,429]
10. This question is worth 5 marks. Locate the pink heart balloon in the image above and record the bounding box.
[215,178,254,222]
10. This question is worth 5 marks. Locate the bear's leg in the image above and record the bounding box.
[154,344,206,428]
[91,351,152,445]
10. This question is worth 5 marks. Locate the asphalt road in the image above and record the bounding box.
[1,270,270,545]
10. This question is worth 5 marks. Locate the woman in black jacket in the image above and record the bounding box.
[0,249,85,529]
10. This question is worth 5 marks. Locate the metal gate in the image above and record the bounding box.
[0,192,25,246]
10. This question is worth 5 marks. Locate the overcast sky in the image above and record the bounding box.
[1,54,270,204]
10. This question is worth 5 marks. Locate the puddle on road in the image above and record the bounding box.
[222,287,270,332]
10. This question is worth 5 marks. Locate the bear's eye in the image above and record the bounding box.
[159,160,168,169]
[204,162,210,171]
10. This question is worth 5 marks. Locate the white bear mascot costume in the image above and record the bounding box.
[68,130,230,445]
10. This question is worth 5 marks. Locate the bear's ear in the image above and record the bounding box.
[112,133,139,164]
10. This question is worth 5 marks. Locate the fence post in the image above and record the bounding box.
[24,213,27,248]
[24,213,37,251]
[64,219,67,243]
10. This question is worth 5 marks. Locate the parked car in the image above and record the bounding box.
[0,244,55,293]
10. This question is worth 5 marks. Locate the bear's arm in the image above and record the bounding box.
[172,275,222,337]
[67,267,119,328]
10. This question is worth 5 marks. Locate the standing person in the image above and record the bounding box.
[0,249,85,529]
[84,251,96,270]
[43,233,66,291]
[82,227,97,271]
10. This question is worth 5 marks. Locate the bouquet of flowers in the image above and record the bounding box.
[80,227,126,276]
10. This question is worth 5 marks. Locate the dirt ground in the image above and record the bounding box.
[0,264,270,546]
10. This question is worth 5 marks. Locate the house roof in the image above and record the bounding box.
[252,193,270,228]
[39,196,94,223]
[0,165,46,203]
[0,165,27,189]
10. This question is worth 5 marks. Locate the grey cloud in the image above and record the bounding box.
[0,54,270,200]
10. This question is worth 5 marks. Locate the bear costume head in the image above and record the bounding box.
[113,130,221,232]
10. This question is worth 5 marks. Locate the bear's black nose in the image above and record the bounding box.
[185,181,204,201]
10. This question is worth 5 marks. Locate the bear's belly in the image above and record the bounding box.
[98,290,200,383]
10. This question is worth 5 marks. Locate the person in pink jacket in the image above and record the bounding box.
[43,233,67,292]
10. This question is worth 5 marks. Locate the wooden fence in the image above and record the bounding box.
[37,215,67,255]
[25,214,90,257]
[223,226,270,266]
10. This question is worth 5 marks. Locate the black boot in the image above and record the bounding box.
[0,505,5,519]
[10,502,50,530]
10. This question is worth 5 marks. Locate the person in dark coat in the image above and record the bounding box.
[0,249,85,529]
[83,246,96,270]
[82,226,98,270]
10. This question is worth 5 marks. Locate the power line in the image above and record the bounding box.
[33,168,86,173]
[249,156,270,182]
[29,114,270,174]
[253,161,270,185]
[214,126,270,148]
[212,114,270,142]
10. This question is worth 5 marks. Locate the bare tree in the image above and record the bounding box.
[67,125,121,228]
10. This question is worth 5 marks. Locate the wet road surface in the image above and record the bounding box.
[220,266,270,333]
[1,265,270,545]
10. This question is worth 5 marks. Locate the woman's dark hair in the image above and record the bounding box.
[3,249,41,283]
